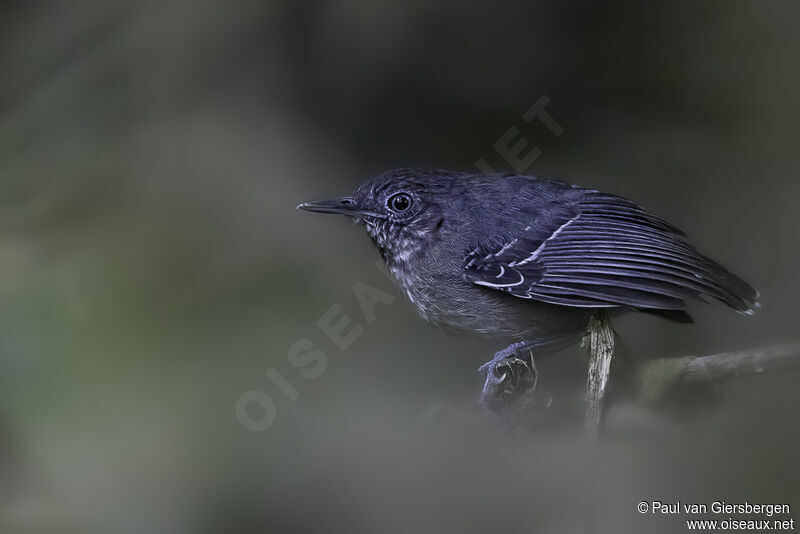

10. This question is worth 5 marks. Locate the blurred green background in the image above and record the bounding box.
[1,1,798,532]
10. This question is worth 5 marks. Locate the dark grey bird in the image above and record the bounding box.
[298,169,758,401]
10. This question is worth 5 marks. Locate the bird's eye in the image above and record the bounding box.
[388,193,412,213]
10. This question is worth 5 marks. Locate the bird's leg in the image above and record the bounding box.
[478,341,542,418]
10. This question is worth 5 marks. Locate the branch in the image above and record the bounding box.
[636,342,800,403]
[477,338,800,425]
[584,312,615,433]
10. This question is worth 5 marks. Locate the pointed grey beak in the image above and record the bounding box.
[296,197,374,218]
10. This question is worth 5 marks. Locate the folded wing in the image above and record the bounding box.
[464,191,759,313]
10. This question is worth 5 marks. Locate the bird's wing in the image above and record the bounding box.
[463,191,758,312]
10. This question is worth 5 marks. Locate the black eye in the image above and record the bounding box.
[388,193,412,212]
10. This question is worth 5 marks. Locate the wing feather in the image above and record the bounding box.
[464,190,759,313]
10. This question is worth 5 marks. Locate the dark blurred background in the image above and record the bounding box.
[1,1,798,532]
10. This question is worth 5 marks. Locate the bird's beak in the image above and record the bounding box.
[296,197,373,218]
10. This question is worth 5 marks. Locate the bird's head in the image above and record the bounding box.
[298,169,463,265]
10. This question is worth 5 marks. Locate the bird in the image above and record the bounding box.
[297,169,758,406]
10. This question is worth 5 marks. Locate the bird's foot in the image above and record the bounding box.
[478,341,540,417]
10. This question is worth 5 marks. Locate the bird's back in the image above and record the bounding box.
[399,171,757,342]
